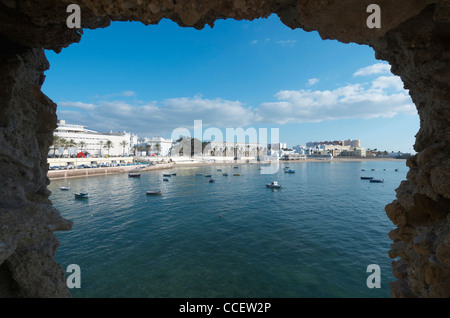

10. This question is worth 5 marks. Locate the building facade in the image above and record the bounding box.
[136,136,174,156]
[203,141,266,158]
[50,120,136,157]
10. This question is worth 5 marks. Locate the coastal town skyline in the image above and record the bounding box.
[51,118,410,159]
[43,15,418,154]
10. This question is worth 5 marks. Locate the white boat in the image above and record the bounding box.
[128,173,141,178]
[266,181,282,189]
[74,192,89,199]
[60,182,70,190]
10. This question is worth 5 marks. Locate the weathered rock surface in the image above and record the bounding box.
[0,0,449,297]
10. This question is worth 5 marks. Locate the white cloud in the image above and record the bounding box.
[371,75,404,91]
[57,96,258,137]
[121,90,136,97]
[353,63,391,77]
[307,78,320,86]
[56,66,415,138]
[250,39,258,45]
[255,75,415,124]
[276,39,297,46]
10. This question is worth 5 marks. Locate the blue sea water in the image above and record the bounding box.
[49,160,407,298]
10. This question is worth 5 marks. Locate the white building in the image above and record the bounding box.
[50,120,136,157]
[177,141,265,158]
[137,136,173,157]
[268,143,287,157]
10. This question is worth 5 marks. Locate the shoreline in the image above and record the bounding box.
[47,157,406,180]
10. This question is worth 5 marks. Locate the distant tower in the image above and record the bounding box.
[352,139,361,147]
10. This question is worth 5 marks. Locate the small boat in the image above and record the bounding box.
[370,179,384,183]
[128,173,141,178]
[285,169,295,173]
[209,178,215,183]
[395,169,399,172]
[163,174,172,177]
[266,181,282,189]
[222,173,228,176]
[146,190,163,196]
[60,186,70,191]
[205,174,212,177]
[217,169,222,171]
[163,177,169,181]
[74,193,89,199]
[196,173,203,176]
[360,177,374,180]
[171,173,177,176]
[371,168,377,171]
[233,173,241,176]
[361,169,367,171]
[234,167,239,169]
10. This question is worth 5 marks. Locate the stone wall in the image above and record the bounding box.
[0,0,448,297]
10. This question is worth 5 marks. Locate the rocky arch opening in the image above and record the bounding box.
[0,1,449,298]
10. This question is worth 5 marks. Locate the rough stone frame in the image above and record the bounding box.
[0,0,449,297]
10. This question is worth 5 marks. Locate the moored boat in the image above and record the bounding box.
[205,174,212,177]
[266,181,282,189]
[128,173,141,178]
[60,186,70,191]
[146,190,163,196]
[74,192,89,199]
[370,179,384,183]
[209,178,215,183]
[163,177,169,181]
[285,169,295,173]
[233,173,241,176]
[222,173,228,176]
[360,177,374,180]
[163,174,172,177]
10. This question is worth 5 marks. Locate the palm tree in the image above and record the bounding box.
[51,135,62,157]
[62,138,75,157]
[119,140,128,157]
[155,143,161,156]
[132,145,138,156]
[145,144,151,156]
[78,141,86,154]
[104,140,114,156]
[98,140,104,157]
[137,145,144,156]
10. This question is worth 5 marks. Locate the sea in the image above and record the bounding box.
[49,160,407,298]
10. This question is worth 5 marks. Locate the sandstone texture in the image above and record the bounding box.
[0,0,449,297]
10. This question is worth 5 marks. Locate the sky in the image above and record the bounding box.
[42,14,419,153]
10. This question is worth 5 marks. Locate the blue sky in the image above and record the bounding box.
[42,14,418,153]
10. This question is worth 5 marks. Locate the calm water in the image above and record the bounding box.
[50,160,407,298]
